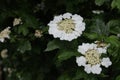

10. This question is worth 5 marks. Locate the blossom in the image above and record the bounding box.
[117,34,120,38]
[92,10,104,14]
[34,30,43,38]
[101,58,112,68]
[1,49,8,58]
[0,27,11,42]
[48,13,85,41]
[76,42,112,74]
[13,18,22,26]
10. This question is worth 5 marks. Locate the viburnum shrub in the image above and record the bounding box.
[0,0,120,80]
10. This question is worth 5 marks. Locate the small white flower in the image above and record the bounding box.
[84,64,91,74]
[101,58,112,68]
[0,27,11,42]
[91,64,102,74]
[13,18,22,26]
[117,34,120,38]
[1,49,8,58]
[76,56,86,66]
[48,12,85,41]
[76,42,112,74]
[34,30,42,38]
[92,10,104,14]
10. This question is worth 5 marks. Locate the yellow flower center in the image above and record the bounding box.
[85,49,101,65]
[57,19,75,34]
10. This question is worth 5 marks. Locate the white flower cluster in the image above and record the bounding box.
[48,13,85,41]
[76,42,112,74]
[48,12,112,75]
[0,27,11,42]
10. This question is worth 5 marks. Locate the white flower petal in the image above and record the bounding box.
[72,14,83,21]
[78,46,86,54]
[97,48,107,54]
[72,31,80,36]
[75,22,85,32]
[59,32,75,41]
[84,64,92,74]
[49,26,63,38]
[62,13,72,19]
[90,43,97,49]
[48,22,57,27]
[53,15,62,23]
[91,64,102,74]
[76,56,86,66]
[78,43,93,54]
[101,58,112,68]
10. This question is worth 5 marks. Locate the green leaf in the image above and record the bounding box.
[105,35,120,47]
[58,50,79,62]
[111,0,120,10]
[57,72,71,80]
[90,19,109,39]
[18,24,29,36]
[116,75,120,80]
[17,40,32,53]
[84,33,98,40]
[73,69,98,80]
[95,0,107,6]
[106,36,120,57]
[45,39,60,51]
[25,15,39,28]
[73,69,87,80]
[107,20,120,34]
[107,20,120,27]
